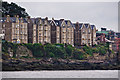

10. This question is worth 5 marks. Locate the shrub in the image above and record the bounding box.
[49,52,55,58]
[65,45,74,56]
[44,43,66,58]
[32,43,44,57]
[73,49,85,60]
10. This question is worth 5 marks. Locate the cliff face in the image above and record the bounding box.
[2,58,119,71]
[15,46,33,58]
[5,45,117,61]
[6,45,33,58]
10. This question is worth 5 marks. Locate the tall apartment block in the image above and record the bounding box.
[1,15,28,43]
[1,15,96,47]
[49,18,60,44]
[74,22,96,47]
[57,19,74,46]
[91,25,97,46]
[27,17,37,43]
[35,17,51,44]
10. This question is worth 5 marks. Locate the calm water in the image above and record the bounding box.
[1,70,118,79]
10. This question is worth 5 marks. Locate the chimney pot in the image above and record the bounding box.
[45,17,48,20]
[60,19,64,21]
[52,17,54,20]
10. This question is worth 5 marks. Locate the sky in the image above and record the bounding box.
[2,0,119,32]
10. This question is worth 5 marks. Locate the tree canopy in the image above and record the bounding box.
[2,1,29,17]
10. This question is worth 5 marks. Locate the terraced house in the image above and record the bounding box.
[60,19,74,46]
[1,15,28,43]
[91,25,97,45]
[27,17,37,43]
[1,15,97,47]
[49,18,60,44]
[74,22,96,47]
[36,17,51,44]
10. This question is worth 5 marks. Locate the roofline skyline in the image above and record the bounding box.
[1,15,118,32]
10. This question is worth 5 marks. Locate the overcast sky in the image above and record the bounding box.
[3,1,119,32]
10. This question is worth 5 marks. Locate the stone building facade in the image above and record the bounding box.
[1,15,97,47]
[91,25,97,45]
[49,18,60,44]
[36,17,51,44]
[59,19,74,46]
[74,22,96,47]
[1,15,28,43]
[27,17,37,43]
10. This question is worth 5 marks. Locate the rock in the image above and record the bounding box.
[8,47,13,57]
[16,45,33,58]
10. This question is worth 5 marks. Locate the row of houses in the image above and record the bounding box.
[96,28,120,52]
[0,15,97,47]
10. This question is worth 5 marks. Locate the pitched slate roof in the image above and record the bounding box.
[91,25,95,30]
[64,20,68,24]
[79,23,83,29]
[0,17,28,23]
[54,20,62,26]
[64,20,74,27]
[84,23,89,28]
[73,23,83,30]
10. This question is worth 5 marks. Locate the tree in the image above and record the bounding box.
[32,43,44,57]
[2,1,29,17]
[65,45,74,57]
[73,49,85,60]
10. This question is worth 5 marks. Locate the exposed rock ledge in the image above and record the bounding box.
[2,58,119,71]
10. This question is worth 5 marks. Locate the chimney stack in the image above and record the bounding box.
[45,17,48,20]
[52,17,54,20]
[60,19,64,21]
[6,15,10,22]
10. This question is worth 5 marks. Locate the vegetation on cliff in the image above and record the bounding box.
[2,41,115,60]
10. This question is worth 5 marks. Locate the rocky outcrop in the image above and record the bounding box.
[2,58,119,71]
[15,46,33,58]
[87,52,117,61]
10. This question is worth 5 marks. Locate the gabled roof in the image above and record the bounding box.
[73,23,83,30]
[64,20,74,27]
[54,20,63,26]
[91,25,95,30]
[64,20,68,24]
[48,20,57,26]
[0,17,27,23]
[84,23,89,28]
[79,23,83,30]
